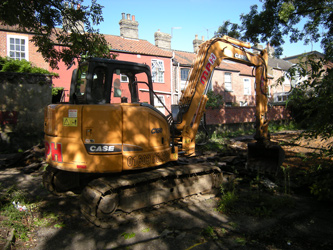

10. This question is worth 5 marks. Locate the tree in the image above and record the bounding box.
[215,21,241,39]
[239,0,332,60]
[222,0,333,152]
[0,0,113,69]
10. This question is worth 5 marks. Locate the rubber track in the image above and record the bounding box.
[80,163,231,228]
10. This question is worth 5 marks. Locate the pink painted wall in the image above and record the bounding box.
[50,52,172,109]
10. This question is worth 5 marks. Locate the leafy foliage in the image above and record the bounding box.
[52,87,64,96]
[217,0,333,151]
[0,0,114,69]
[215,20,241,39]
[286,55,333,146]
[206,90,224,109]
[0,56,58,76]
[238,0,332,59]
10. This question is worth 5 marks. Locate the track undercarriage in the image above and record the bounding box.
[43,162,232,228]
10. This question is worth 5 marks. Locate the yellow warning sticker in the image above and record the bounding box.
[63,117,77,127]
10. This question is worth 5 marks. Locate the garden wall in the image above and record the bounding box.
[0,72,52,151]
[205,105,290,125]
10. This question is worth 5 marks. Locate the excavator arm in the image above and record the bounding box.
[174,36,270,156]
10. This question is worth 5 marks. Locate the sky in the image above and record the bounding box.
[87,0,322,58]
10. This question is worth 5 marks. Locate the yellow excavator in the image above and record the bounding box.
[43,36,284,227]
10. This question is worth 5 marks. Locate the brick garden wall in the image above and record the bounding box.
[0,72,52,151]
[205,105,290,125]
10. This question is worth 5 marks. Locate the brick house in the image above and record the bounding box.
[172,48,258,107]
[0,15,174,115]
[0,13,292,123]
[0,24,49,69]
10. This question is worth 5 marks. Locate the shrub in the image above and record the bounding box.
[0,56,58,77]
[206,90,224,109]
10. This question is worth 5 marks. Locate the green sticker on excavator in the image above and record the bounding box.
[63,117,77,126]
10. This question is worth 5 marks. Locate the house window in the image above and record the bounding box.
[7,35,28,60]
[180,68,190,90]
[224,73,232,91]
[240,101,248,106]
[151,59,164,83]
[154,95,165,114]
[181,68,189,81]
[244,78,251,95]
[120,74,129,82]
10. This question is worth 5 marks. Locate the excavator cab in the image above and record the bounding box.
[69,58,154,105]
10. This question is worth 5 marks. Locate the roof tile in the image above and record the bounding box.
[104,34,173,58]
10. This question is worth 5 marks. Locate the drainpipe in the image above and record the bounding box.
[177,63,180,101]
[171,51,175,105]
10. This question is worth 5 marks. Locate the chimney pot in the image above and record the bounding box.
[195,34,198,39]
[202,36,204,41]
[119,13,139,39]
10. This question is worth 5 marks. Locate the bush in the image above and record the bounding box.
[206,90,224,109]
[0,56,58,77]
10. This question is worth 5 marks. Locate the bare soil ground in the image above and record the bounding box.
[0,131,332,250]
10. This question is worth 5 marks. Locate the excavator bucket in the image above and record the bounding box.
[247,142,285,175]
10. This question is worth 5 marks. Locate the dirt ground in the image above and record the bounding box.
[0,131,332,250]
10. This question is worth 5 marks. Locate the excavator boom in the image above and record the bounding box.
[173,36,284,168]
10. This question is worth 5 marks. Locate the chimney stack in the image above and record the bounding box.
[63,1,84,33]
[266,43,275,58]
[193,35,204,53]
[119,13,139,39]
[154,29,172,50]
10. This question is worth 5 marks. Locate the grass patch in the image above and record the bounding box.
[121,232,136,239]
[0,185,64,243]
[217,176,295,218]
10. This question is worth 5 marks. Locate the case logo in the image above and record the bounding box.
[85,144,122,153]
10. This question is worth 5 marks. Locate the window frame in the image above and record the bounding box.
[243,78,251,95]
[154,94,166,114]
[7,35,29,61]
[224,72,232,91]
[120,74,129,83]
[151,59,165,83]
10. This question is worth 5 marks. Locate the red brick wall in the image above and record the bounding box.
[206,105,290,125]
[0,31,6,57]
[0,31,48,69]
[211,69,256,106]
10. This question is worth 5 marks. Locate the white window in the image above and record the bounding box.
[181,68,189,81]
[180,68,190,90]
[151,59,165,83]
[154,95,165,114]
[240,101,248,106]
[120,74,129,82]
[7,35,29,60]
[224,73,232,91]
[274,92,289,103]
[244,78,251,95]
